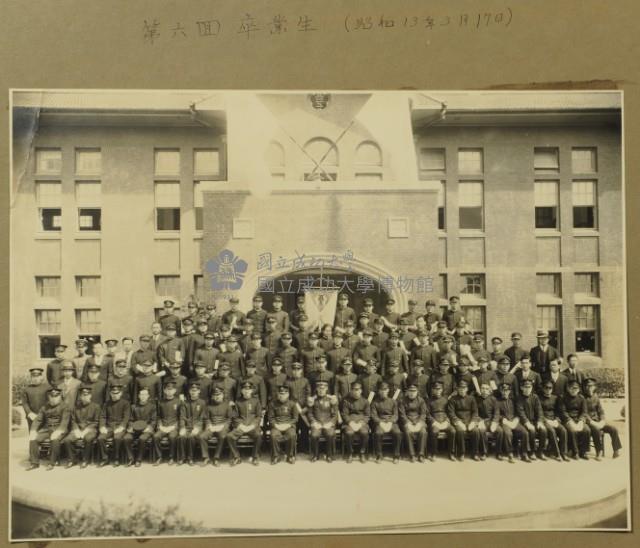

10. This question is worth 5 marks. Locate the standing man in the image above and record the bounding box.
[441,296,464,331]
[205,303,222,335]
[130,335,156,377]
[352,329,380,374]
[423,300,441,332]
[400,299,420,331]
[97,383,131,467]
[72,339,90,376]
[381,331,409,376]
[59,361,82,407]
[82,341,113,382]
[265,295,289,333]
[22,366,51,431]
[247,295,268,338]
[27,386,70,471]
[194,333,220,376]
[82,364,107,406]
[562,354,586,389]
[180,319,199,377]
[158,299,182,335]
[63,386,100,468]
[514,356,543,395]
[334,293,357,330]
[360,298,380,327]
[544,359,569,397]
[505,332,529,368]
[289,294,307,334]
[245,332,272,378]
[380,298,400,333]
[300,332,325,377]
[222,296,246,334]
[530,330,560,378]
[156,325,184,372]
[46,344,68,387]
[410,329,438,374]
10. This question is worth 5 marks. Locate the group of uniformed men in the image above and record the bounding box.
[23,293,622,470]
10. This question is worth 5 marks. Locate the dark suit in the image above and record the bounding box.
[529,345,560,377]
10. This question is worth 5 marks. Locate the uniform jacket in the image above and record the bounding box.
[285,376,311,404]
[410,345,439,373]
[516,393,545,424]
[309,370,335,393]
[300,347,326,375]
[308,395,339,424]
[130,401,157,429]
[218,350,245,380]
[211,376,237,402]
[157,397,182,427]
[399,396,428,424]
[447,393,479,424]
[265,310,289,333]
[82,355,113,382]
[428,372,455,398]
[180,398,207,430]
[194,347,220,375]
[561,393,588,423]
[543,371,569,398]
[341,395,371,423]
[100,398,131,429]
[584,394,605,422]
[134,374,162,402]
[495,395,518,422]
[335,372,358,401]
[204,400,235,427]
[334,307,357,329]
[245,347,272,377]
[266,372,288,401]
[358,372,382,398]
[70,401,101,431]
[515,369,543,395]
[427,396,449,424]
[476,394,500,422]
[352,343,380,371]
[233,397,262,427]
[33,402,70,433]
[267,399,299,426]
[159,313,182,335]
[22,382,52,416]
[371,396,398,423]
[381,346,409,376]
[327,347,351,374]
[539,393,562,420]
[247,309,268,335]
[236,374,267,407]
[505,347,530,367]
[81,379,107,406]
[529,344,561,377]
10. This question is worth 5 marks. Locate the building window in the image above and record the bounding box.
[536,273,561,297]
[155,275,180,299]
[193,149,220,178]
[419,148,446,174]
[436,274,448,301]
[75,148,102,176]
[355,141,383,181]
[536,306,561,350]
[457,149,483,175]
[303,137,338,181]
[154,149,180,176]
[36,309,61,358]
[155,182,181,231]
[76,182,102,231]
[462,306,485,336]
[438,181,446,230]
[194,275,206,300]
[575,273,600,297]
[76,309,101,341]
[36,182,62,231]
[534,181,559,229]
[36,276,60,298]
[534,147,559,173]
[458,181,483,230]
[193,182,203,231]
[572,148,597,174]
[36,148,62,175]
[76,276,101,299]
[460,274,485,297]
[266,141,286,181]
[575,305,599,353]
[573,181,597,229]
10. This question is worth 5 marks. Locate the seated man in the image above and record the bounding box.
[447,379,481,461]
[539,379,570,461]
[475,381,503,460]
[399,382,428,462]
[227,381,263,466]
[153,380,182,465]
[341,381,371,463]
[426,381,455,461]
[178,381,207,466]
[495,382,530,463]
[123,386,157,467]
[584,377,622,460]
[561,379,591,460]
[63,386,100,468]
[27,386,70,471]
[268,385,299,465]
[308,380,339,463]
[200,386,235,466]
[97,382,131,467]
[516,378,547,461]
[371,381,402,463]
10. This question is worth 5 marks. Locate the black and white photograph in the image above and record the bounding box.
[8,89,629,540]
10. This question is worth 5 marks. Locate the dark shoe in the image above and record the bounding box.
[580,454,589,460]
[473,455,481,461]
[46,463,55,471]
[613,450,621,459]
[562,454,571,462]
[458,455,465,462]
[418,456,425,463]
[480,454,487,461]
[449,454,456,462]
[522,454,531,463]
[26,463,39,471]
[409,456,416,463]
[212,459,220,467]
[497,454,504,461]
[375,455,382,463]
[392,457,399,464]
[310,456,318,463]
[287,456,296,464]
[98,460,109,467]
[538,453,547,461]
[508,454,515,463]
[326,456,333,463]
[187,459,194,466]
[251,457,259,466]
[271,456,280,465]
[168,459,175,465]
[529,453,537,461]
[553,455,562,462]
[230,457,241,466]
[153,458,162,466]
[65,461,76,469]
[202,458,211,466]
[176,459,184,466]
[135,461,141,468]
[80,461,88,469]
[126,460,134,467]
[346,454,353,463]
[113,460,120,467]
[359,453,366,463]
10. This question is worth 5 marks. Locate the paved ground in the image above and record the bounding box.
[10,418,630,536]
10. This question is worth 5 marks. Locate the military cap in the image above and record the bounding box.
[246,359,257,368]
[277,385,290,393]
[417,329,429,337]
[281,332,292,340]
[273,295,283,303]
[362,328,373,336]
[197,319,209,326]
[332,330,344,338]
[316,355,328,363]
[272,357,283,366]
[449,296,460,302]
[511,332,522,340]
[386,298,396,305]
[250,332,262,340]
[477,356,489,363]
[439,358,450,366]
[341,358,353,365]
[55,344,68,351]
[389,330,400,339]
[163,379,177,387]
[109,382,123,392]
[567,379,580,388]
[358,312,370,319]
[399,318,409,325]
[536,330,549,338]
[206,303,216,310]
[338,293,349,300]
[436,320,447,328]
[241,380,254,389]
[351,380,363,389]
[425,299,436,306]
[115,358,127,366]
[187,301,198,308]
[296,295,305,303]
[166,325,177,332]
[345,319,355,327]
[188,380,201,388]
[169,362,182,369]
[47,386,62,395]
[141,359,153,367]
[406,383,418,391]
[266,317,277,323]
[491,336,503,344]
[194,360,206,369]
[253,295,263,301]
[379,381,390,390]
[79,386,92,394]
[542,380,554,388]
[309,332,319,340]
[473,333,484,341]
[432,380,444,388]
[227,335,238,342]
[61,361,75,371]
[163,299,175,307]
[315,379,329,387]
[87,364,100,372]
[408,299,418,306]
[500,382,512,389]
[219,363,231,371]
[457,379,469,387]
[412,359,425,368]
[363,298,374,305]
[229,296,240,304]
[29,365,44,372]
[388,359,400,368]
[292,362,303,370]
[75,339,88,347]
[204,333,215,340]
[521,379,533,387]
[585,377,597,386]
[139,334,151,342]
[497,355,510,365]
[299,314,309,321]
[212,386,224,395]
[182,318,194,326]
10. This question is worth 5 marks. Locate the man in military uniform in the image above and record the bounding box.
[435,335,458,370]
[104,339,119,360]
[200,385,235,466]
[447,379,481,461]
[220,297,246,334]
[475,381,503,460]
[495,382,530,463]
[341,320,360,355]
[539,379,570,461]
[153,380,182,465]
[62,386,100,468]
[157,325,184,373]
[358,358,383,399]
[381,331,409,376]
[265,294,289,333]
[360,297,380,326]
[428,358,455,398]
[182,301,200,325]
[22,366,51,430]
[380,298,400,333]
[356,312,372,337]
[430,321,450,348]
[442,296,465,331]
[423,299,440,332]
[410,329,438,374]
[300,332,326,376]
[383,360,406,395]
[263,316,283,355]
[107,359,134,402]
[400,383,428,462]
[530,330,560,378]
[474,356,498,394]
[308,380,339,462]
[46,344,68,386]
[268,385,299,464]
[82,364,107,406]
[212,363,237,403]
[237,360,267,408]
[490,337,504,363]
[227,381,263,466]
[276,332,299,377]
[561,379,591,459]
[191,319,210,357]
[293,314,314,351]
[309,355,335,394]
[454,357,478,395]
[72,338,90,376]
[130,335,156,377]
[134,359,162,403]
[27,386,70,471]
[371,318,389,352]
[353,329,380,375]
[334,293,357,329]
[192,361,213,403]
[97,383,131,467]
[400,299,420,331]
[335,359,358,402]
[516,378,547,461]
[194,333,220,376]
[371,381,402,463]
[205,303,222,335]
[406,359,430,402]
[219,335,245,380]
[123,386,157,467]
[341,381,370,463]
[178,381,207,465]
[505,332,529,367]
[59,360,82,407]
[289,294,307,334]
[238,318,256,354]
[495,356,519,398]
[327,330,351,374]
[164,362,188,398]
[426,381,455,461]
[584,378,622,460]
[159,299,182,335]
[180,318,200,377]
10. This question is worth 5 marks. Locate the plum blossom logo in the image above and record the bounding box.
[206,249,248,290]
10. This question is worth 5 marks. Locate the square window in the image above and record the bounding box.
[458,181,483,230]
[155,182,180,231]
[36,182,62,207]
[534,148,559,172]
[78,208,101,231]
[39,335,61,359]
[436,274,448,300]
[36,309,61,333]
[457,149,483,175]
[535,181,559,229]
[460,274,485,297]
[76,182,101,207]
[572,148,597,174]
[462,306,485,336]
[39,209,62,231]
[419,148,446,172]
[155,275,180,298]
[536,273,561,297]
[36,276,61,298]
[572,181,597,229]
[154,149,180,176]
[536,306,561,350]
[36,149,62,175]
[75,149,102,175]
[76,309,101,333]
[575,305,599,353]
[156,209,180,231]
[575,273,599,297]
[76,276,101,299]
[194,149,220,177]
